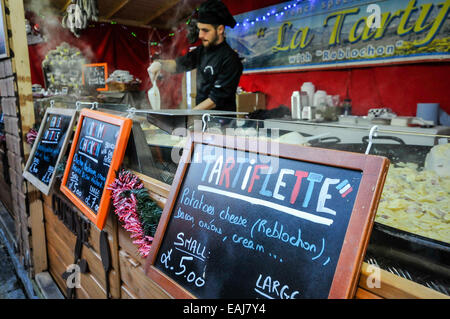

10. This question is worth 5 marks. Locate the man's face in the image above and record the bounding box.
[197,22,221,48]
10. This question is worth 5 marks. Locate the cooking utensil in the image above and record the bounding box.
[99,230,112,299]
[148,70,160,110]
[61,209,89,299]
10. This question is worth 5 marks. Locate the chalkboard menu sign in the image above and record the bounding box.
[146,133,389,299]
[23,108,77,195]
[60,109,132,230]
[82,63,108,91]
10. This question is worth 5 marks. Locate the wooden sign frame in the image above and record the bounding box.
[82,63,108,91]
[60,109,132,230]
[145,132,390,299]
[23,107,77,195]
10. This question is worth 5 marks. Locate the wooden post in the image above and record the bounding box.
[29,186,48,273]
[6,0,35,159]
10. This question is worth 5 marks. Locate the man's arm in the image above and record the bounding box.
[148,59,177,81]
[193,98,216,110]
[157,59,177,73]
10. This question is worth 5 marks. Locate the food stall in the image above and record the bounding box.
[20,106,448,299]
[0,0,448,300]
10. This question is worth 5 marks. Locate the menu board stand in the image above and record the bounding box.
[23,107,77,195]
[145,132,390,299]
[60,109,132,230]
[82,63,108,92]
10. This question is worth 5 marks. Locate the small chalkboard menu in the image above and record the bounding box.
[23,108,77,195]
[82,63,108,91]
[60,109,132,230]
[145,133,390,299]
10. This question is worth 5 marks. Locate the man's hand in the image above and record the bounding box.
[147,61,162,83]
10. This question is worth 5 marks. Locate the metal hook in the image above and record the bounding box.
[126,107,136,118]
[91,102,99,110]
[365,125,378,154]
[50,100,55,108]
[202,113,210,132]
[75,101,81,111]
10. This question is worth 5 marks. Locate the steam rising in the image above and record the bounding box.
[25,0,94,63]
[25,0,197,108]
[155,0,200,58]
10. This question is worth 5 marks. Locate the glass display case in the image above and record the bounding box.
[135,116,184,185]
[210,116,450,295]
[133,114,449,296]
[31,97,449,296]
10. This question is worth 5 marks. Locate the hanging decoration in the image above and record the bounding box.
[186,7,199,44]
[109,169,162,257]
[25,128,38,145]
[233,0,306,28]
[26,18,45,45]
[62,0,99,38]
[148,27,163,61]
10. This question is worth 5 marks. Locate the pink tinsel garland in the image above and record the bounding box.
[26,128,38,145]
[108,170,153,257]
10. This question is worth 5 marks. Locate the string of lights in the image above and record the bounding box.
[87,21,178,47]
[235,0,313,28]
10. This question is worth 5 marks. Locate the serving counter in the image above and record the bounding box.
[25,103,449,299]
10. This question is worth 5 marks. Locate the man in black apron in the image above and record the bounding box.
[148,0,243,111]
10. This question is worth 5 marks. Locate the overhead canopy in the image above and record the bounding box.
[24,0,205,30]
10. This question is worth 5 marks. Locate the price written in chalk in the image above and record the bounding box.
[60,109,132,230]
[65,117,119,213]
[159,232,209,288]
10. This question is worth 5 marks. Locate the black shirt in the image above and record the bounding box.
[175,41,243,111]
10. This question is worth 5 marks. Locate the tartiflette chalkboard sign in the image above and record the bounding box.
[145,133,390,299]
[82,63,108,91]
[23,108,77,195]
[60,109,132,230]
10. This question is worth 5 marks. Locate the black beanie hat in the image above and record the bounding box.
[197,0,236,28]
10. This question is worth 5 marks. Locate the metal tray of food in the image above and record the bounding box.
[307,134,449,293]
